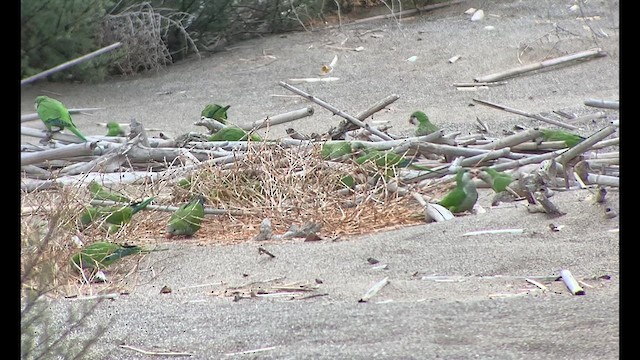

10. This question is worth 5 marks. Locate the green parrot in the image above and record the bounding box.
[88,180,130,203]
[355,148,432,171]
[70,241,152,270]
[106,121,126,136]
[201,104,230,123]
[437,169,478,213]
[208,127,262,141]
[408,111,439,136]
[478,168,514,193]
[539,128,585,148]
[35,95,88,142]
[79,197,155,233]
[166,196,205,238]
[321,141,353,160]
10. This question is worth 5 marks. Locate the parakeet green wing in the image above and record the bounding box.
[166,196,206,237]
[35,96,88,142]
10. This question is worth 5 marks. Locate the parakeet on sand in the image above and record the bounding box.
[88,180,130,203]
[538,128,585,148]
[70,241,152,270]
[79,197,154,233]
[408,111,439,136]
[478,168,514,193]
[208,127,262,141]
[437,169,478,213]
[35,95,88,142]
[166,196,205,238]
[201,104,230,123]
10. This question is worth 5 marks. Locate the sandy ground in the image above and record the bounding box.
[20,0,620,358]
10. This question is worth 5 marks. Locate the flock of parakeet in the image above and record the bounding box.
[72,180,207,274]
[30,95,588,276]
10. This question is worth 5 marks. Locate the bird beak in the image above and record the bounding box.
[408,116,416,125]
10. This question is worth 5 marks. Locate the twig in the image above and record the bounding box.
[525,278,549,291]
[258,247,276,258]
[119,344,193,356]
[359,277,389,302]
[472,99,578,130]
[473,48,606,83]
[278,81,394,141]
[461,229,524,236]
[89,200,248,216]
[224,346,277,356]
[453,81,508,87]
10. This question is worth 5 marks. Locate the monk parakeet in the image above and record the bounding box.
[88,180,130,203]
[106,121,126,136]
[321,141,353,160]
[437,169,478,213]
[70,241,152,270]
[539,128,585,148]
[166,196,205,238]
[478,168,514,193]
[79,197,154,233]
[355,148,432,171]
[35,95,88,142]
[201,104,230,123]
[408,111,439,136]
[208,127,262,141]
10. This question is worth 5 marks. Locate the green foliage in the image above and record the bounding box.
[21,0,115,82]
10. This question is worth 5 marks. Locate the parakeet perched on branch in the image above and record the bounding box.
[539,128,585,148]
[106,121,126,136]
[70,241,152,270]
[79,197,154,233]
[35,95,88,142]
[408,111,439,136]
[201,104,230,123]
[88,180,130,203]
[208,127,262,141]
[437,169,478,213]
[166,196,205,238]
[478,168,514,193]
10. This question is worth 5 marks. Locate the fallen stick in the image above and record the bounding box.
[21,126,87,144]
[459,147,512,167]
[560,269,585,295]
[21,107,105,122]
[473,48,607,83]
[278,81,394,141]
[224,346,277,356]
[525,278,549,291]
[570,112,607,123]
[462,229,524,236]
[511,141,568,151]
[22,42,123,86]
[475,128,545,150]
[472,98,578,130]
[21,142,98,166]
[119,344,193,356]
[328,94,401,139]
[489,149,568,172]
[359,277,389,303]
[554,126,617,165]
[242,106,315,130]
[453,81,508,87]
[584,99,619,109]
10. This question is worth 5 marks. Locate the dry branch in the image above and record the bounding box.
[243,106,315,130]
[584,99,619,109]
[278,81,394,141]
[21,42,122,86]
[473,48,607,83]
[21,108,105,122]
[21,142,98,166]
[472,99,578,130]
